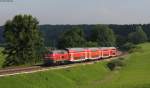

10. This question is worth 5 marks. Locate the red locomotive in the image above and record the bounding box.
[44,47,117,64]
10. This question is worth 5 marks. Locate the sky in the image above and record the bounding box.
[0,0,150,25]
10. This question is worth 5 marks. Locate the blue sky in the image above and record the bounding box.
[0,0,150,25]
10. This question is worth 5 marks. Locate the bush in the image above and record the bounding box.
[120,42,142,53]
[129,46,142,53]
[107,58,125,71]
[121,42,136,51]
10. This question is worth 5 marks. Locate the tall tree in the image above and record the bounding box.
[128,26,148,44]
[3,14,44,67]
[91,25,116,46]
[58,27,85,48]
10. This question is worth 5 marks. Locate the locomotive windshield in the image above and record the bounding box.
[48,51,53,54]
[45,50,67,54]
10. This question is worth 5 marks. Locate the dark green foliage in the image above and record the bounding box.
[116,35,128,47]
[1,24,150,47]
[91,25,116,46]
[107,58,125,71]
[121,42,136,51]
[3,14,44,67]
[84,41,98,47]
[121,42,142,53]
[129,45,142,53]
[58,27,86,48]
[142,24,150,41]
[128,26,148,44]
[1,24,150,49]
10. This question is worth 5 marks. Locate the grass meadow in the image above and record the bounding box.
[0,43,150,88]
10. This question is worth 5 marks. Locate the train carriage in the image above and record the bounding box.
[109,47,117,57]
[100,47,111,58]
[66,48,87,62]
[87,48,101,60]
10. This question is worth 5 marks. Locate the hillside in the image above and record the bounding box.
[0,43,150,88]
[98,43,150,88]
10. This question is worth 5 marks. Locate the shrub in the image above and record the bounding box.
[121,42,136,51]
[107,58,125,71]
[121,42,143,53]
[129,45,142,53]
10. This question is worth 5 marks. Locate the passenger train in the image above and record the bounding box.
[44,47,117,64]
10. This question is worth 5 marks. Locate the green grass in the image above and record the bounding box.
[0,48,5,68]
[0,43,150,88]
[98,43,150,88]
[0,62,110,88]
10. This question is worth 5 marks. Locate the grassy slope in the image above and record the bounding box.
[0,43,150,88]
[0,62,109,88]
[99,43,150,88]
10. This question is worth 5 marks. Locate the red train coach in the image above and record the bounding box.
[87,48,101,60]
[66,48,87,62]
[100,47,117,58]
[109,47,117,57]
[100,47,110,58]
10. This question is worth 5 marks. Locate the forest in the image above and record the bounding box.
[1,24,150,47]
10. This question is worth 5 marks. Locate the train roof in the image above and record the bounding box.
[100,47,116,49]
[86,47,99,51]
[101,47,115,48]
[66,48,86,52]
[49,50,67,54]
[46,47,116,54]
[66,47,116,51]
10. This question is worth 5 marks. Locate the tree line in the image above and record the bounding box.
[57,24,147,49]
[57,25,116,48]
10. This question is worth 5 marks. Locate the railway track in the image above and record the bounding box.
[0,51,127,77]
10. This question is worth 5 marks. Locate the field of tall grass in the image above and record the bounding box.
[0,43,150,88]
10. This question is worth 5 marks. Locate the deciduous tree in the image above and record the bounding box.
[91,25,116,46]
[128,26,148,44]
[58,27,85,48]
[3,14,44,67]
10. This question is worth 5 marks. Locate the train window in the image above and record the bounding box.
[91,50,98,52]
[74,56,85,59]
[91,55,99,58]
[74,57,80,59]
[59,51,67,54]
[60,51,65,54]
[112,52,116,55]
[103,54,109,56]
[62,56,64,58]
